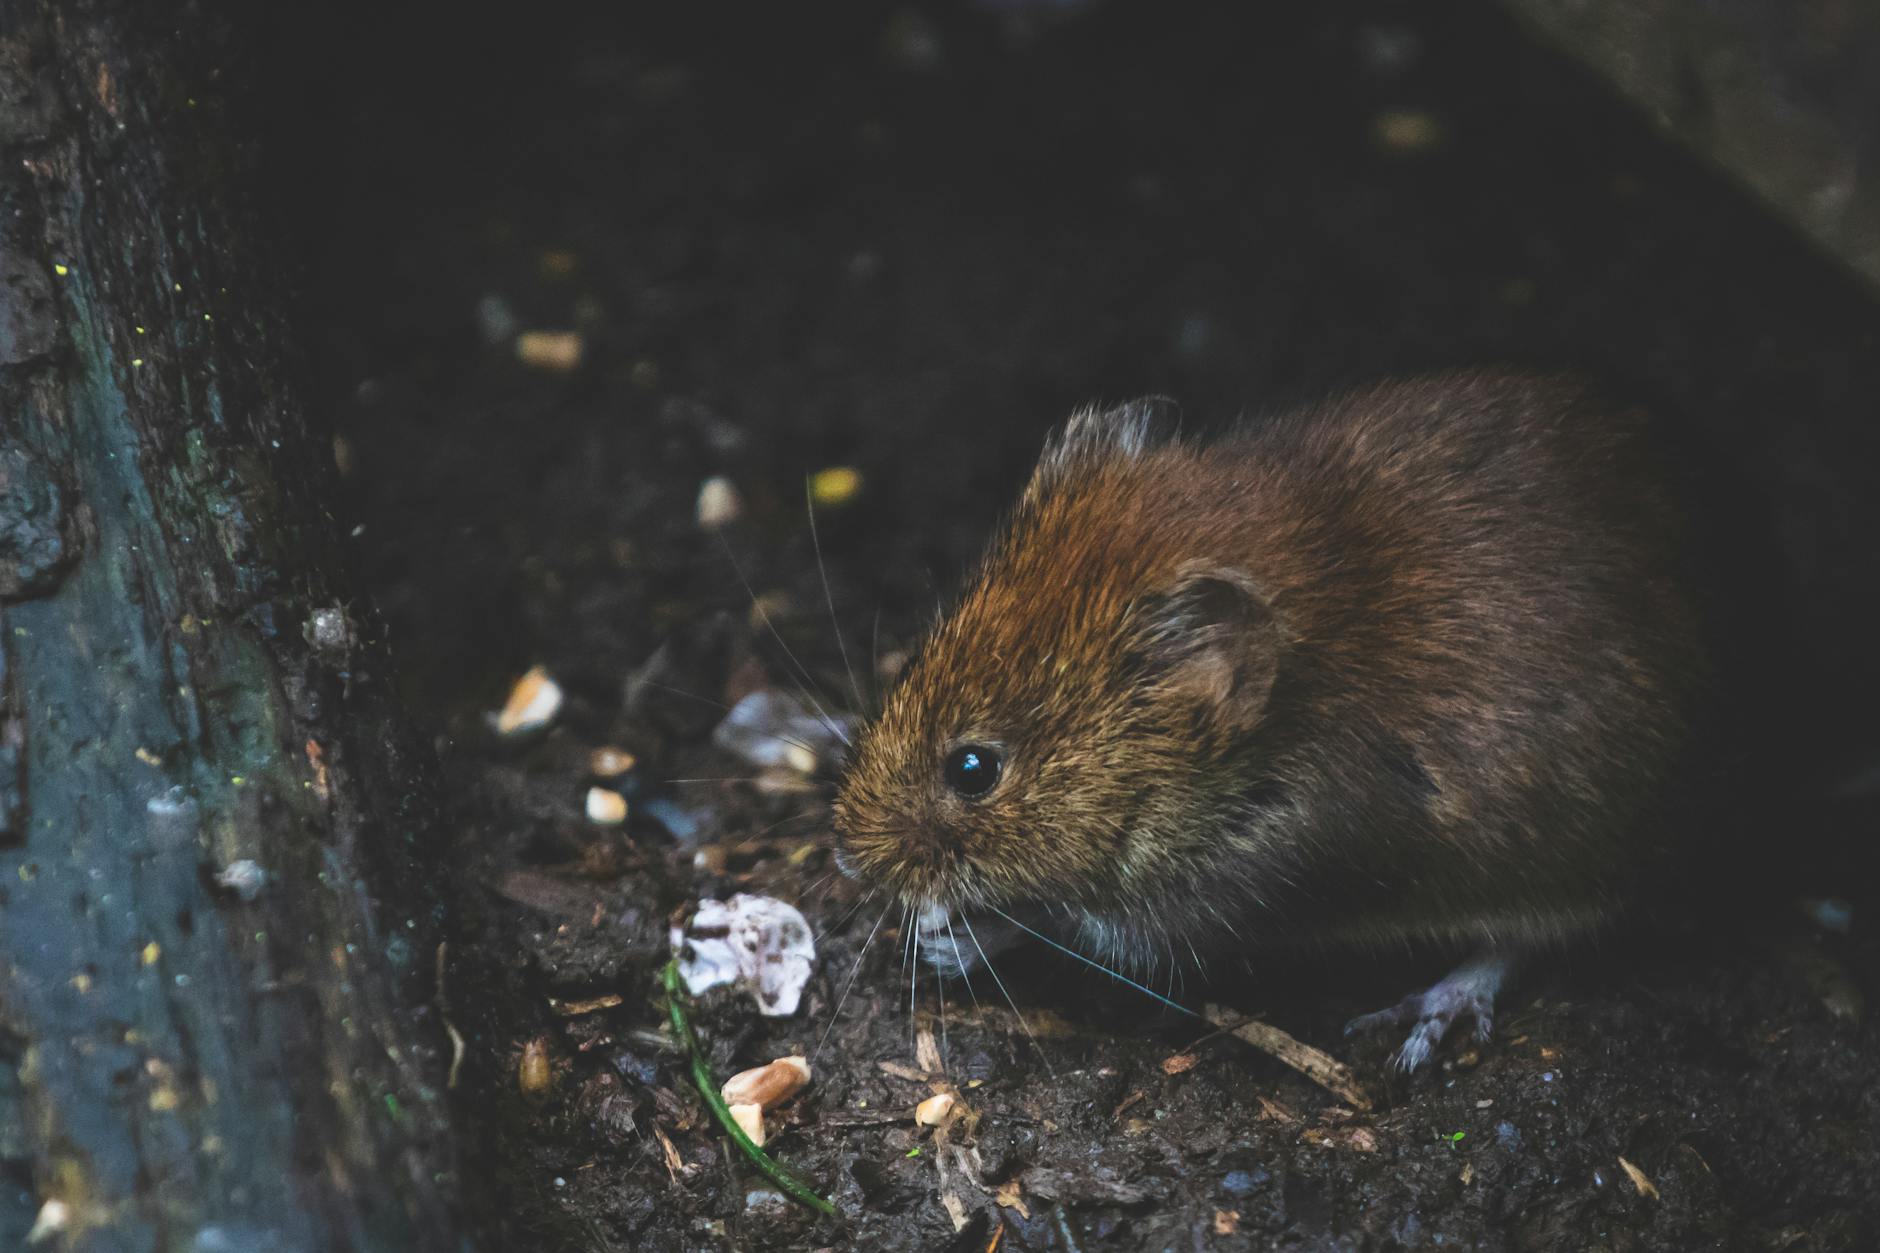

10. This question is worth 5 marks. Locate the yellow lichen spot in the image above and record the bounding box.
[131,358,144,368]
[230,776,245,786]
[178,613,200,635]
[71,973,93,994]
[134,325,146,334]
[810,465,863,507]
[54,263,69,276]
[135,747,162,766]
[141,942,161,966]
[173,282,183,292]
[148,1085,181,1112]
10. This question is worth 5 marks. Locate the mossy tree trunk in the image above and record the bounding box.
[1,3,469,1249]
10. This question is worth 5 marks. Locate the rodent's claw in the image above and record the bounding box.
[1344,950,1510,1073]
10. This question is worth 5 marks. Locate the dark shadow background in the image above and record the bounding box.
[244,1,1880,1247]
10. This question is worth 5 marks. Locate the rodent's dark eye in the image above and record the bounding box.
[943,744,1003,799]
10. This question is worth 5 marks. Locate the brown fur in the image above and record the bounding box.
[834,373,1707,970]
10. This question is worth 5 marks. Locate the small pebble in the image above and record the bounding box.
[585,787,628,825]
[696,476,742,529]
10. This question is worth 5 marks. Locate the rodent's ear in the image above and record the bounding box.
[1134,565,1279,733]
[1028,398,1179,498]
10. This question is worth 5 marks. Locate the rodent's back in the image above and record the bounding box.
[835,372,1707,964]
[1224,374,1705,946]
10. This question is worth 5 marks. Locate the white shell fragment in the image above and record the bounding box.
[494,666,563,735]
[696,475,743,529]
[721,1056,810,1110]
[711,689,848,775]
[670,893,816,1016]
[585,787,628,825]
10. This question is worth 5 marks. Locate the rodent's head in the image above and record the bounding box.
[834,403,1282,927]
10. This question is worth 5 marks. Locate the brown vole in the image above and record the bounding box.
[832,372,1707,1069]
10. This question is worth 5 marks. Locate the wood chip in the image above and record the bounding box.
[940,1190,971,1232]
[994,1179,1029,1219]
[916,1027,943,1075]
[1618,1155,1659,1200]
[1161,1051,1200,1075]
[1301,1124,1379,1152]
[1214,1209,1240,1235]
[653,1124,684,1181]
[1204,1005,1374,1111]
[550,993,623,1017]
[878,1060,930,1083]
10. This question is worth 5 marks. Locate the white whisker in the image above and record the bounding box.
[962,913,1054,1079]
[989,905,1201,1019]
[813,900,888,1062]
[806,479,867,714]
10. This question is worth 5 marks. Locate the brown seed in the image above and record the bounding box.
[720,1056,811,1110]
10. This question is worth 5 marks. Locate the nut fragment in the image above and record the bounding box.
[518,1037,553,1098]
[585,787,628,825]
[588,746,637,778]
[915,1091,956,1127]
[728,1101,766,1146]
[720,1055,811,1110]
[515,329,584,371]
[496,666,563,735]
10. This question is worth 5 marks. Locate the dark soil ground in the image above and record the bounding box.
[267,1,1880,1248]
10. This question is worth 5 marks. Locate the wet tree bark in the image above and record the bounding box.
[1,3,468,1249]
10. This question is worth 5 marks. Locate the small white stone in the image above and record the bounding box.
[26,1199,70,1244]
[696,476,742,529]
[585,787,628,825]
